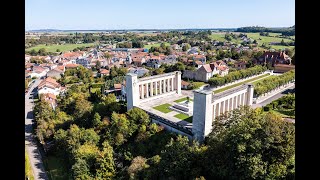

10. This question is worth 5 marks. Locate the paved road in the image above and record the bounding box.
[252,85,295,109]
[25,79,49,180]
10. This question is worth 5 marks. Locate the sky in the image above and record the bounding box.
[25,0,295,30]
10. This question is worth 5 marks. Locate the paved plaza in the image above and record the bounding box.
[137,93,194,129]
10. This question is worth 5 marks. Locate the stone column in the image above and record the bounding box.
[146,83,149,98]
[150,82,153,97]
[242,93,245,106]
[221,101,225,114]
[217,102,220,116]
[159,80,162,94]
[176,71,181,95]
[235,95,238,108]
[171,77,174,91]
[126,73,139,111]
[230,97,233,111]
[155,81,158,95]
[212,104,216,120]
[141,84,144,99]
[226,99,229,112]
[239,93,242,107]
[163,79,166,93]
[192,90,213,142]
[247,84,254,106]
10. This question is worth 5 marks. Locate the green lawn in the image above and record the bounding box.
[43,155,69,180]
[25,151,34,180]
[174,113,193,123]
[153,103,173,113]
[144,42,170,49]
[26,43,96,53]
[174,97,193,103]
[246,33,294,50]
[214,74,270,94]
[191,81,207,89]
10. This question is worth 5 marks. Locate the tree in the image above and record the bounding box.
[104,52,112,59]
[182,43,191,51]
[92,112,101,127]
[95,60,101,70]
[127,107,150,126]
[205,106,295,180]
[71,158,92,179]
[95,141,116,179]
[127,156,149,179]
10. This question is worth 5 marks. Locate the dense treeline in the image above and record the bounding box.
[35,88,295,179]
[208,65,267,86]
[254,70,295,96]
[236,26,295,36]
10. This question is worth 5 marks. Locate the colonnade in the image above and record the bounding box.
[138,76,176,99]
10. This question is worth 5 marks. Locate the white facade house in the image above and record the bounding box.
[30,66,49,78]
[37,77,64,96]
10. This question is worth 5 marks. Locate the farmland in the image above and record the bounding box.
[26,43,96,53]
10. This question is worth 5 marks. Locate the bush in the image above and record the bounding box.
[263,106,270,111]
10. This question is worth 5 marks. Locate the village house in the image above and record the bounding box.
[128,67,149,77]
[30,65,49,78]
[182,61,229,82]
[254,51,292,66]
[40,93,58,109]
[233,61,247,70]
[46,68,64,79]
[37,77,65,96]
[99,69,110,77]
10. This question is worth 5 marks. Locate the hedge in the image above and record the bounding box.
[208,65,267,86]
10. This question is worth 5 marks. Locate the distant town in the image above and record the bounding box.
[25,26,295,180]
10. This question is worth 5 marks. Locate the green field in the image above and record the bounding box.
[214,74,270,94]
[25,151,34,180]
[209,33,226,42]
[246,33,294,50]
[26,43,96,53]
[43,155,69,180]
[153,103,173,113]
[144,42,170,49]
[174,97,193,103]
[174,113,193,123]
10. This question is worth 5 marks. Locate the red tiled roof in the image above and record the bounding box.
[65,64,79,68]
[181,80,190,86]
[100,69,110,74]
[38,77,61,89]
[114,84,122,89]
[200,64,212,73]
[195,60,203,65]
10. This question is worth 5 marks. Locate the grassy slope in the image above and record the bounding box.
[153,103,173,113]
[25,151,34,180]
[214,74,270,94]
[144,42,170,49]
[26,43,96,53]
